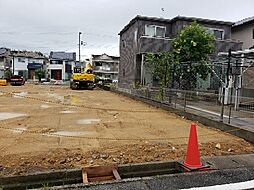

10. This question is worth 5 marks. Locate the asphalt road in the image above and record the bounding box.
[50,167,254,190]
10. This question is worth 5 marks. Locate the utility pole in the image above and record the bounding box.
[79,32,82,64]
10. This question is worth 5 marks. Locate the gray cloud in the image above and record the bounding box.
[0,0,253,58]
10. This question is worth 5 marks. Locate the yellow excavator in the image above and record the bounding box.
[70,63,95,90]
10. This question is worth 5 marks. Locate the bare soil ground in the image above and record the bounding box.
[0,84,253,176]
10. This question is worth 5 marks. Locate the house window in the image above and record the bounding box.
[206,28,224,40]
[50,60,63,64]
[156,27,166,37]
[145,25,156,37]
[122,40,126,48]
[123,68,125,77]
[213,30,224,40]
[95,62,102,66]
[145,25,166,37]
[18,71,23,76]
[18,57,25,63]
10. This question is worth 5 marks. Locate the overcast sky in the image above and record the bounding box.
[0,0,253,59]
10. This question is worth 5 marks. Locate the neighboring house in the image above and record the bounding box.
[218,49,254,110]
[118,15,243,88]
[232,16,254,50]
[91,53,119,82]
[11,50,47,80]
[0,48,12,78]
[48,51,76,81]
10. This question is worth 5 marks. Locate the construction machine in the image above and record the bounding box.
[70,63,95,90]
[0,79,7,86]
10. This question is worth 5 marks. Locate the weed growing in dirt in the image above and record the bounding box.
[42,183,52,190]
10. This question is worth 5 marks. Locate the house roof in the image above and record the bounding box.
[119,15,171,35]
[233,16,254,27]
[119,15,233,35]
[12,50,45,59]
[91,53,119,60]
[0,48,7,55]
[0,48,45,60]
[49,51,76,61]
[171,15,233,25]
[0,48,11,57]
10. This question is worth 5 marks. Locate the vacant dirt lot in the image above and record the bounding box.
[0,84,253,176]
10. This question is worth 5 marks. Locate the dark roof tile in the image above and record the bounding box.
[119,15,233,35]
[233,16,254,27]
[49,51,76,61]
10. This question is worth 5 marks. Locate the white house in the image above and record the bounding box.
[12,51,46,79]
[48,51,76,81]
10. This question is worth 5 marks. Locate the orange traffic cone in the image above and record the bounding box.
[178,123,209,172]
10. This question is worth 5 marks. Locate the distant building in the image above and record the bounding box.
[48,51,76,81]
[11,50,46,80]
[1,48,47,79]
[91,53,119,82]
[0,48,12,78]
[232,16,254,50]
[218,49,254,110]
[118,15,243,88]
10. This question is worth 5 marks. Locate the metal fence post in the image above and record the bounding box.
[228,77,234,124]
[174,90,177,108]
[220,49,231,122]
[184,91,187,111]
[220,86,225,122]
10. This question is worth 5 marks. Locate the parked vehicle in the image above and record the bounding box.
[10,75,25,86]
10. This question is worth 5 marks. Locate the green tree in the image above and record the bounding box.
[145,52,173,101]
[4,69,12,79]
[145,52,173,88]
[172,22,215,89]
[35,69,45,82]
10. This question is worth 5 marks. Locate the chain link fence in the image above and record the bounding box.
[117,50,254,127]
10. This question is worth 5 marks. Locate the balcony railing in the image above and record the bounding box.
[93,66,118,73]
[214,40,243,54]
[138,36,172,54]
[138,36,243,55]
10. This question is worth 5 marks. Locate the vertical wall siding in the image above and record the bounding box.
[119,22,139,88]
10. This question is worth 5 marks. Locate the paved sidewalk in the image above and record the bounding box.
[172,100,254,133]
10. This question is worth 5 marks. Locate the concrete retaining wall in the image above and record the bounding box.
[112,89,254,144]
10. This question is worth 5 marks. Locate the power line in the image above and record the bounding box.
[0,31,119,39]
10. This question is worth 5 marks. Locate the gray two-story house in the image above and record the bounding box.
[232,16,254,50]
[118,15,243,88]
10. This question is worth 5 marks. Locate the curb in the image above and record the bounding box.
[112,89,254,144]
